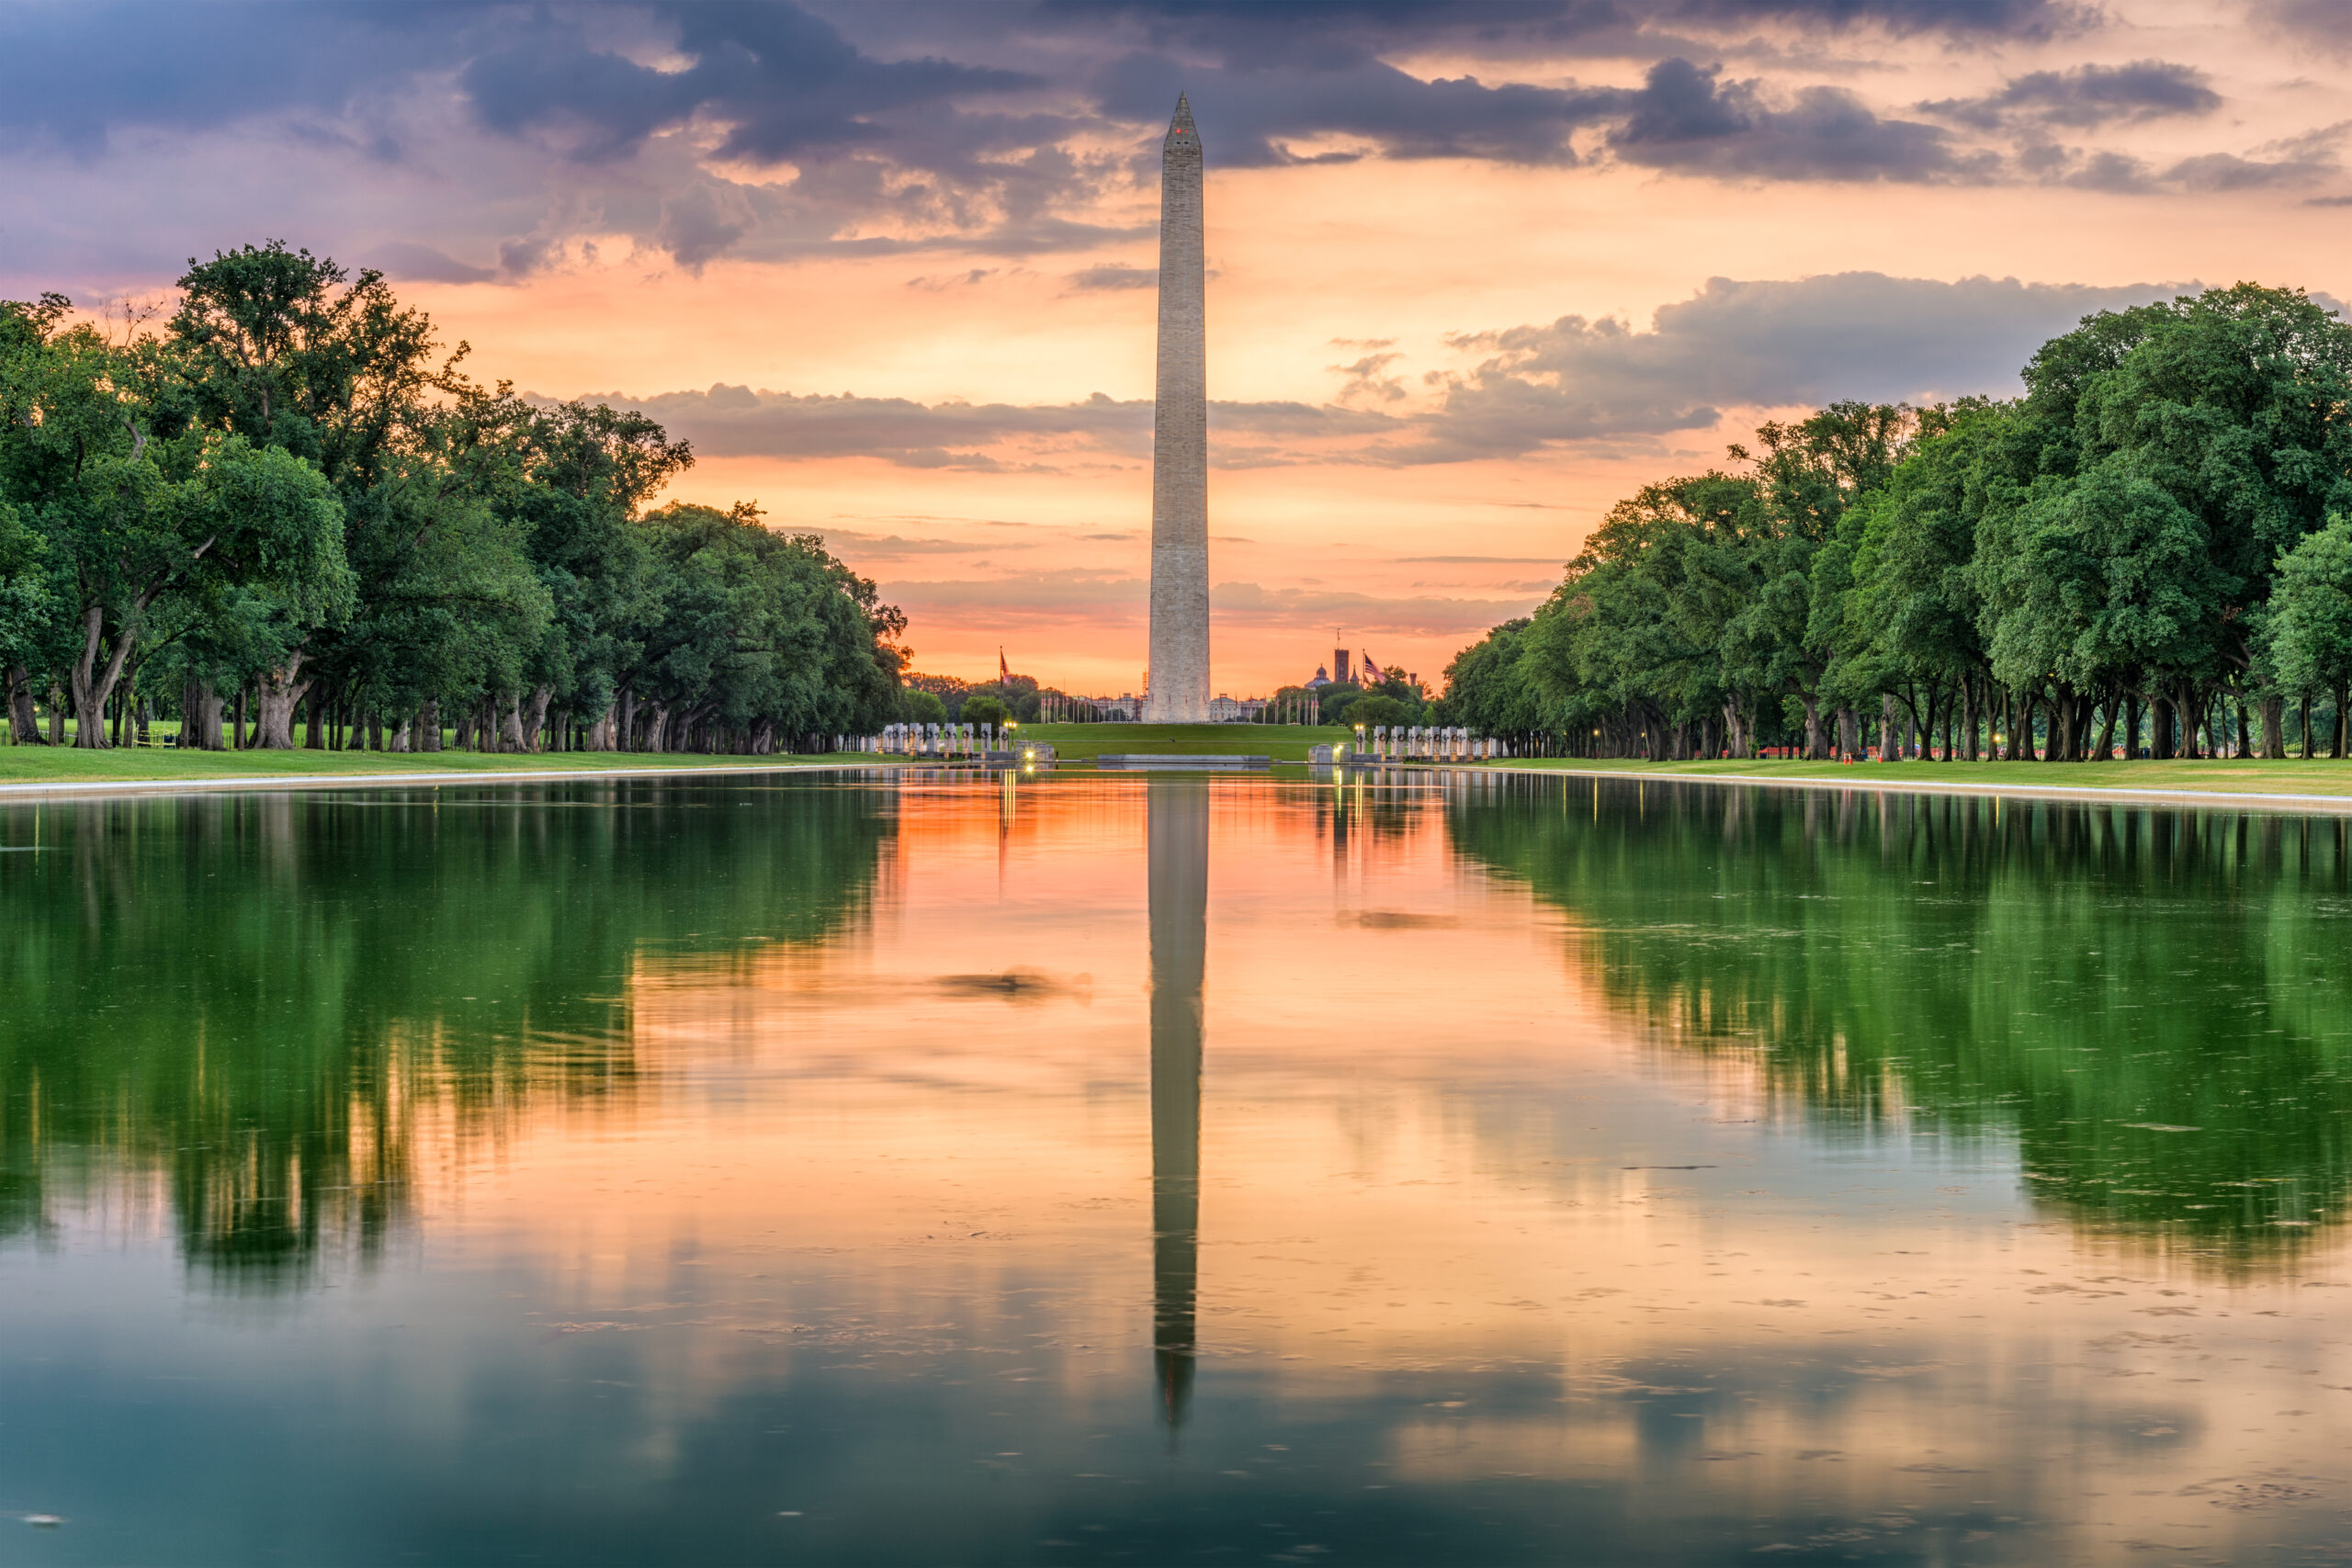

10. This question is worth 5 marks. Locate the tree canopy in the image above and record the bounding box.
[1437,284,2352,762]
[0,243,905,752]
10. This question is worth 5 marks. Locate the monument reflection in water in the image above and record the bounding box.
[1148,774,1206,1426]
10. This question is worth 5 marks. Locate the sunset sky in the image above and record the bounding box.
[6,0,2352,694]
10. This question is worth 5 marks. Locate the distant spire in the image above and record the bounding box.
[1170,93,1195,133]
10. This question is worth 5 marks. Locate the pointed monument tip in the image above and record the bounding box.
[1170,92,1195,131]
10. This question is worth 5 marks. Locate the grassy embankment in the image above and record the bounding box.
[0,742,868,784]
[9,723,2352,799]
[1019,723,1353,763]
[1484,755,2352,799]
[0,720,1349,784]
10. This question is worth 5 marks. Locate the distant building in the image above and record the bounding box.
[1305,665,1330,689]
[1207,695,1266,722]
[1332,648,1352,684]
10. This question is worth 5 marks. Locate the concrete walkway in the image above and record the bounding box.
[1471,762,2352,815]
[0,759,898,802]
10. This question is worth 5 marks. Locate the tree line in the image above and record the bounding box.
[1437,284,2352,761]
[1273,671,1430,732]
[0,242,904,753]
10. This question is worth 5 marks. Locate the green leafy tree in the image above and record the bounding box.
[1998,284,2352,757]
[1346,693,1418,728]
[1433,618,1546,739]
[2267,515,2352,756]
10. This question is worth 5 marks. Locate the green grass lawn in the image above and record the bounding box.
[1483,755,2352,798]
[0,744,870,784]
[1018,722,1354,763]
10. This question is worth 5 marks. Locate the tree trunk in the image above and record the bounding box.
[2301,694,2314,760]
[254,657,308,750]
[1959,674,1979,761]
[2091,692,2120,761]
[183,678,224,750]
[6,665,40,744]
[517,684,552,752]
[305,683,326,749]
[618,685,638,752]
[419,698,441,751]
[2260,694,2286,761]
[68,605,136,749]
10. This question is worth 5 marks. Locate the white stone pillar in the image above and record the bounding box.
[1144,95,1211,722]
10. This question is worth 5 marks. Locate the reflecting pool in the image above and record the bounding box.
[2,770,2350,1565]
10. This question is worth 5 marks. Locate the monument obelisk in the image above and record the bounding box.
[1145,94,1210,722]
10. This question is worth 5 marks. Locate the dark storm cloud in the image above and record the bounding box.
[1920,61,2221,130]
[366,242,499,285]
[461,3,1035,166]
[2249,0,2352,47]
[577,384,1397,470]
[1022,0,2075,51]
[1660,0,2084,36]
[578,273,2189,473]
[2164,152,2335,191]
[1064,264,1159,291]
[0,1,475,152]
[1209,581,1532,635]
[0,0,2318,284]
[814,530,1039,558]
[879,569,1526,640]
[1608,59,1987,182]
[1407,272,2182,459]
[1093,53,1622,168]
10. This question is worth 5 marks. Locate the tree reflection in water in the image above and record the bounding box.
[0,779,891,1291]
[1448,773,2352,1270]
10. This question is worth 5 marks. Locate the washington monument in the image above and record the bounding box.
[1145,94,1209,722]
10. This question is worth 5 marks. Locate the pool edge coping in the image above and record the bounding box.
[0,759,912,801]
[1464,762,2352,814]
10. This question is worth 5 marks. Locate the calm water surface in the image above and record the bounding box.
[3,770,2350,1565]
